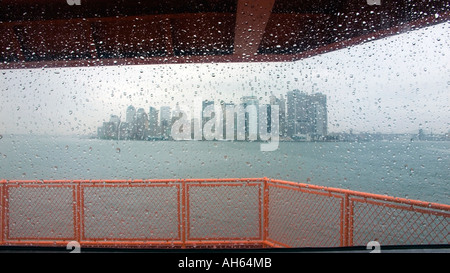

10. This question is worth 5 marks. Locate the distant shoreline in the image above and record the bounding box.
[1,133,449,142]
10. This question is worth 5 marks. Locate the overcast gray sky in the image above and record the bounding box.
[0,22,449,136]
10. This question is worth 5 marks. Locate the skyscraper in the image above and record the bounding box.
[270,94,286,137]
[125,105,137,140]
[287,90,308,137]
[148,106,159,138]
[109,115,120,127]
[287,90,327,139]
[309,93,327,138]
[279,94,286,137]
[126,105,136,123]
[97,114,121,139]
[160,106,171,140]
[135,108,148,140]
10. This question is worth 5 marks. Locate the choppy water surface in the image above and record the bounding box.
[0,135,448,204]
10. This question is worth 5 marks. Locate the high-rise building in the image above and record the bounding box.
[279,94,286,137]
[270,94,286,137]
[97,126,105,139]
[148,106,159,138]
[287,90,306,137]
[135,108,148,140]
[126,105,136,123]
[125,105,137,139]
[309,93,327,138]
[160,106,171,139]
[118,122,130,140]
[101,122,117,139]
[287,90,327,139]
[97,115,121,139]
[110,114,121,139]
[109,114,120,127]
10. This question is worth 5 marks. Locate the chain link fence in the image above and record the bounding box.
[0,178,448,248]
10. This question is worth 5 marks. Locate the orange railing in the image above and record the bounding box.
[0,178,448,248]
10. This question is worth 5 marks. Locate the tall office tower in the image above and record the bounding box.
[109,114,121,140]
[126,105,136,123]
[101,121,116,139]
[309,93,327,138]
[118,122,130,140]
[287,90,309,137]
[97,126,105,139]
[160,106,171,140]
[125,105,137,139]
[287,90,327,139]
[279,94,286,137]
[135,108,148,140]
[97,115,120,140]
[269,94,286,137]
[109,114,121,127]
[148,106,159,138]
[286,90,296,137]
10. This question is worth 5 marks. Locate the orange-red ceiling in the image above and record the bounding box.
[0,0,448,69]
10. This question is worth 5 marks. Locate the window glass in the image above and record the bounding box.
[0,2,449,251]
[1,22,448,203]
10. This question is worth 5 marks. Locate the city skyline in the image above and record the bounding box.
[97,89,449,142]
[0,22,449,136]
[98,91,298,141]
[97,88,449,142]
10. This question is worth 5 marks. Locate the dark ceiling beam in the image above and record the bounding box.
[0,53,296,70]
[233,0,276,59]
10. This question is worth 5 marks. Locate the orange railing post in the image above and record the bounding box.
[181,179,186,249]
[263,177,269,246]
[74,181,82,243]
[348,194,354,246]
[3,181,9,245]
[0,180,4,245]
[342,193,350,247]
[342,193,354,247]
[339,193,345,247]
